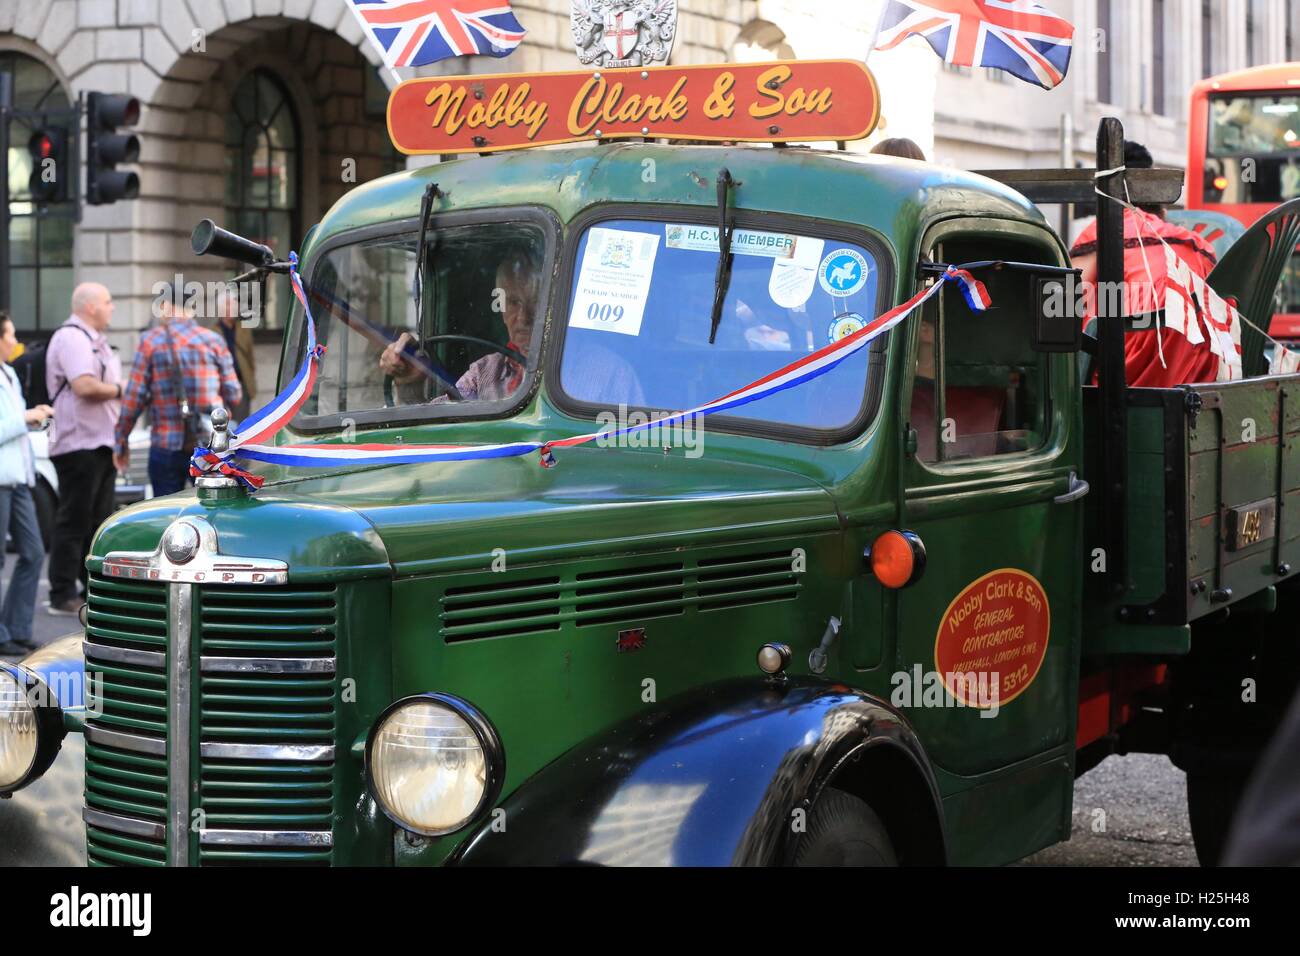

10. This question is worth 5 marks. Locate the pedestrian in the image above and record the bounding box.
[870,137,926,161]
[211,291,256,421]
[44,283,123,617]
[0,312,53,655]
[115,284,242,497]
[1069,139,1220,386]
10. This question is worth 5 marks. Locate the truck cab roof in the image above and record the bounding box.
[307,143,1050,267]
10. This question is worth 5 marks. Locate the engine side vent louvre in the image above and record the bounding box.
[695,550,801,611]
[440,548,802,643]
[574,563,686,628]
[442,576,563,642]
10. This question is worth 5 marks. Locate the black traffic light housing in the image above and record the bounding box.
[27,126,71,203]
[86,92,140,205]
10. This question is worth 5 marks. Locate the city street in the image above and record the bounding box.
[0,555,84,653]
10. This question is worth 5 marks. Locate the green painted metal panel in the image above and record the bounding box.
[937,752,1073,865]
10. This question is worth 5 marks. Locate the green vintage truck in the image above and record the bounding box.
[4,117,1299,868]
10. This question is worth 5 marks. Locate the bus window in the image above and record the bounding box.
[1204,93,1300,205]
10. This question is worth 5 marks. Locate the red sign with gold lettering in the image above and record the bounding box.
[933,569,1051,708]
[387,60,879,155]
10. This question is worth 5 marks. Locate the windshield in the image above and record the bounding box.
[294,219,548,421]
[557,218,885,433]
[1205,92,1300,204]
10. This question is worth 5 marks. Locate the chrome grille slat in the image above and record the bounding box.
[199,829,334,847]
[85,641,166,668]
[199,742,335,761]
[84,807,167,841]
[200,656,336,674]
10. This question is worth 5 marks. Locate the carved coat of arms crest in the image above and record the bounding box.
[571,0,677,68]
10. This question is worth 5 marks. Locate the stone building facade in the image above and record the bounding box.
[1,1,1296,391]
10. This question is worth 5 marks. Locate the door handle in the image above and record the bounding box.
[1053,471,1090,504]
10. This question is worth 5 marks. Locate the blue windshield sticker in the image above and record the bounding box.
[828,312,867,343]
[818,248,869,298]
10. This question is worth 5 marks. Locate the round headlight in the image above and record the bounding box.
[366,694,503,837]
[0,668,39,791]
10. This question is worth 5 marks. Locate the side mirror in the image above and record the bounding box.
[1033,273,1084,352]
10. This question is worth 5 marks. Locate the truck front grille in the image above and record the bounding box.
[84,574,169,867]
[83,577,339,866]
[197,584,338,866]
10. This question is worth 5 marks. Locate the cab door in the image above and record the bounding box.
[895,221,1083,785]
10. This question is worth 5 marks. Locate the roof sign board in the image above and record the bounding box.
[387,59,880,155]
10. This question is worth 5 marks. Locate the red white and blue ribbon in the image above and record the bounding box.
[191,256,989,489]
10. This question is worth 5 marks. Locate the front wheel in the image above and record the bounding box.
[791,787,898,866]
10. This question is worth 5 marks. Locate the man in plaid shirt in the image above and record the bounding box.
[115,286,242,496]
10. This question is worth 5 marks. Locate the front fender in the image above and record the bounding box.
[0,634,88,864]
[452,677,944,866]
[21,633,89,731]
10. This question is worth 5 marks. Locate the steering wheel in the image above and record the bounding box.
[382,334,521,406]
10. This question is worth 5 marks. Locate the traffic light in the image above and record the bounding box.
[27,126,70,203]
[86,92,140,205]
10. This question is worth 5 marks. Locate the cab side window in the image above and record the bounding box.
[913,238,1052,464]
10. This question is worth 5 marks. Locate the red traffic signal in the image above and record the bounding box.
[86,92,141,205]
[27,127,70,203]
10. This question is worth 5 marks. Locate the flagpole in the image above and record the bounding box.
[863,0,889,66]
[343,0,403,87]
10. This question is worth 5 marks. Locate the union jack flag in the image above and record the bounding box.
[346,0,527,68]
[875,0,1074,90]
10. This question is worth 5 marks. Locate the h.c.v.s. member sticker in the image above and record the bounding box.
[818,248,868,297]
[933,568,1050,708]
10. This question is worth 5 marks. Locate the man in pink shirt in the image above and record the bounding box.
[44,282,123,615]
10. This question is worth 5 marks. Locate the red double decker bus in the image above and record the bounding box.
[1188,63,1300,338]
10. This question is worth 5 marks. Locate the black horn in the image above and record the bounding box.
[191,219,275,267]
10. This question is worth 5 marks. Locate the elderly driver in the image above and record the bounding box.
[380,250,536,402]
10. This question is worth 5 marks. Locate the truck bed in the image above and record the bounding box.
[1082,374,1298,651]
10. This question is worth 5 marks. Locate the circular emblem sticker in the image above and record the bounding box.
[828,312,866,343]
[818,248,869,297]
[933,568,1050,708]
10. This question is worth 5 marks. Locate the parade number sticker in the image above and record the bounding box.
[768,236,824,309]
[827,312,866,343]
[569,227,659,336]
[818,248,869,297]
[933,568,1050,708]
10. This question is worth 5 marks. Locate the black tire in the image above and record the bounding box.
[1187,772,1251,867]
[32,478,55,553]
[791,787,898,867]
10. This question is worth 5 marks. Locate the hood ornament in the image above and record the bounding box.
[571,0,677,68]
[195,407,240,491]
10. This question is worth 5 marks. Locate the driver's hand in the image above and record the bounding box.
[380,332,421,384]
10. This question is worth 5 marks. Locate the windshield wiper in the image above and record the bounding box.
[708,168,737,344]
[413,181,441,312]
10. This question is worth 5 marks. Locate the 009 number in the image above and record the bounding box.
[587,302,625,323]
